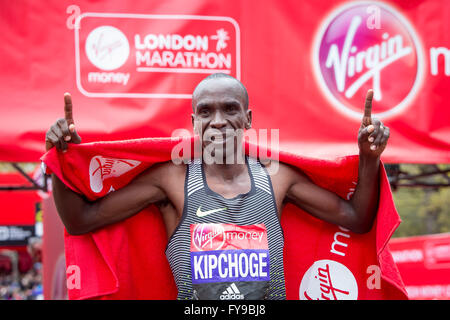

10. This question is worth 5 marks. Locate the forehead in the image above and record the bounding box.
[193,78,246,107]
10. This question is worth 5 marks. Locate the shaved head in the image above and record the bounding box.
[192,73,249,111]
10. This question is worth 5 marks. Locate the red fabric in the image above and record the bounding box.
[41,137,408,300]
[0,173,40,226]
[388,233,450,300]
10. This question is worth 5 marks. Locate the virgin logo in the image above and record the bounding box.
[299,259,358,300]
[89,156,141,193]
[85,26,130,71]
[192,224,226,251]
[313,1,424,120]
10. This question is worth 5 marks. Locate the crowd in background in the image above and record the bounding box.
[0,238,43,300]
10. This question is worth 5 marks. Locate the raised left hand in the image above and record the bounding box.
[358,89,390,158]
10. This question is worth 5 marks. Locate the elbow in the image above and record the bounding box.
[65,224,90,236]
[349,222,373,234]
[341,206,376,234]
[347,213,376,234]
[60,211,95,236]
[56,203,96,236]
[339,199,377,234]
[64,220,92,235]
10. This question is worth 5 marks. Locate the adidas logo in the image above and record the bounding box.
[219,283,244,300]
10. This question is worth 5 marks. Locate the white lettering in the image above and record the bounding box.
[391,249,424,263]
[238,254,249,277]
[192,252,269,280]
[228,253,239,278]
[193,255,205,279]
[135,51,231,70]
[330,231,351,257]
[208,255,218,279]
[249,253,258,277]
[134,33,208,51]
[218,254,228,278]
[325,16,412,101]
[259,253,268,278]
[430,47,450,76]
[87,72,130,86]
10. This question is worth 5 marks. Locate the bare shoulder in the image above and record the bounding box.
[134,160,186,186]
[264,160,307,181]
[143,160,185,178]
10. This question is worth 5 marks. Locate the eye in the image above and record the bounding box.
[225,104,238,113]
[198,107,210,117]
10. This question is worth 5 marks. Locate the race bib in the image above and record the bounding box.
[190,223,270,300]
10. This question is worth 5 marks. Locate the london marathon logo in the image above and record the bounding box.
[312,1,424,120]
[74,13,240,99]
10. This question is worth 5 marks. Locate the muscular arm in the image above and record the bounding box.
[52,164,167,235]
[46,93,181,236]
[283,155,380,234]
[282,89,388,234]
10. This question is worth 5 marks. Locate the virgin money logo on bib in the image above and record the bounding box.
[192,223,226,251]
[190,223,270,284]
[75,13,240,99]
[313,1,424,119]
[299,259,358,300]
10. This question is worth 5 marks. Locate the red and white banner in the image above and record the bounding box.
[0,0,449,163]
[389,233,450,300]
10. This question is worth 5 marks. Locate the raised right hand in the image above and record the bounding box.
[45,93,82,152]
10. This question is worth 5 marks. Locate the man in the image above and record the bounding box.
[45,73,389,300]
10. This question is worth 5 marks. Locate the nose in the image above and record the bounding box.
[210,111,227,129]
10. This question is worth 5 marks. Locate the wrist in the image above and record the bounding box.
[358,152,380,171]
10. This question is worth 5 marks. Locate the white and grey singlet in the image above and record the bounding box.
[165,156,286,300]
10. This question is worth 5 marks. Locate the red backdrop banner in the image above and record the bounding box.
[0,0,449,162]
[389,233,450,300]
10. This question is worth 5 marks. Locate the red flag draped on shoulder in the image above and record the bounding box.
[41,136,408,300]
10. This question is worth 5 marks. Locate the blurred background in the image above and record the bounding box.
[0,0,448,300]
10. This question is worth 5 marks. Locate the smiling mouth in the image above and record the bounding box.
[203,128,237,144]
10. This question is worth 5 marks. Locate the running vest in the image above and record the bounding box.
[165,156,286,300]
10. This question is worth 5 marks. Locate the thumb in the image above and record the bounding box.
[69,124,82,144]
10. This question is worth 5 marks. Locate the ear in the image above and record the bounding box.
[192,114,202,136]
[245,109,252,129]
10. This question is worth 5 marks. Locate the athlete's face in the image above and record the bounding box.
[192,78,252,152]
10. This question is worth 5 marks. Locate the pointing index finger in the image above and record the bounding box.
[362,89,373,126]
[64,92,74,125]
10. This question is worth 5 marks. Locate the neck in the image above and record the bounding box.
[202,148,247,181]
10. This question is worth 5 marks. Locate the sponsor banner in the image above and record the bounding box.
[76,13,239,98]
[389,233,450,300]
[313,2,424,120]
[0,0,448,162]
[0,225,35,246]
[190,223,269,284]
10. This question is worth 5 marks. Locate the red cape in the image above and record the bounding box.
[41,136,408,300]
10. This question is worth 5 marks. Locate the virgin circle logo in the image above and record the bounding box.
[85,25,130,71]
[312,1,424,120]
[299,259,358,300]
[192,223,226,251]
